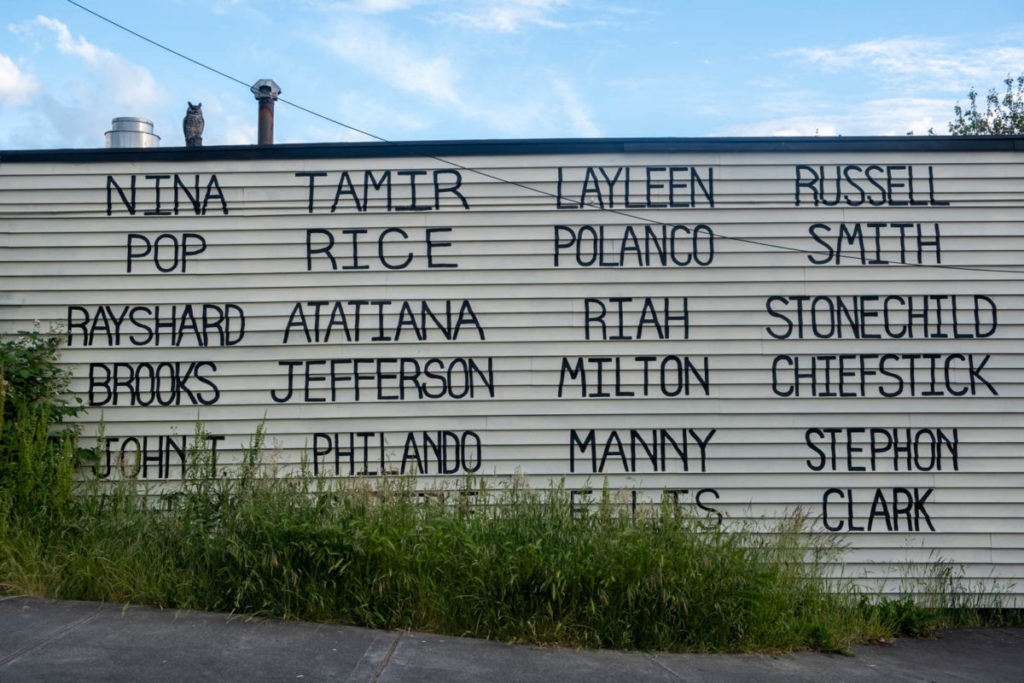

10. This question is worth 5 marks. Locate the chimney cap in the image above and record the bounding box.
[251,79,281,101]
[105,117,160,148]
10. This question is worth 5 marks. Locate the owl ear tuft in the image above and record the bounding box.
[188,101,195,107]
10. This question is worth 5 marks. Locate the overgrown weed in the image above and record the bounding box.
[1,330,1020,652]
[0,425,885,653]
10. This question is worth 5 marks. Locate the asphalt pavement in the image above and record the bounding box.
[1,595,1021,681]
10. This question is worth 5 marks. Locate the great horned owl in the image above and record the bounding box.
[183,102,204,147]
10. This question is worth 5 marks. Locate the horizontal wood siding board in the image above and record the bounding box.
[2,137,1022,602]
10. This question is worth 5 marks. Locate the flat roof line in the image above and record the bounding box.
[2,135,1023,163]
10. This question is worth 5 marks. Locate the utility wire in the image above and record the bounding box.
[66,0,252,90]
[64,0,1024,276]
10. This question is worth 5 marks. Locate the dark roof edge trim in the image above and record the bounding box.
[3,135,1023,163]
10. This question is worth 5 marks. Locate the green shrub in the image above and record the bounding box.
[861,596,936,637]
[0,329,83,527]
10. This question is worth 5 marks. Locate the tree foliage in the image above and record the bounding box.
[1,329,81,428]
[0,330,83,526]
[948,75,1024,135]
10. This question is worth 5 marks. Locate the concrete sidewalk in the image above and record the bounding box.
[1,596,1021,682]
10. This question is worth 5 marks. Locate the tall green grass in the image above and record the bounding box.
[3,461,883,652]
[0,403,883,653]
[1,330,1018,653]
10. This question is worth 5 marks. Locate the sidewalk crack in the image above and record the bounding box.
[647,653,689,682]
[370,630,404,683]
[0,601,105,668]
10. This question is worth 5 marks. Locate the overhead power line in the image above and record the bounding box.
[64,0,1024,276]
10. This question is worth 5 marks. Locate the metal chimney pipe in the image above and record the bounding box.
[250,79,281,145]
[105,117,160,148]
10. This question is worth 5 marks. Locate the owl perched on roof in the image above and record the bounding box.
[183,102,204,147]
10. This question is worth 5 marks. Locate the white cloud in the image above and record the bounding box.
[190,97,255,146]
[717,97,950,137]
[450,0,571,32]
[319,18,463,106]
[352,0,423,12]
[211,0,243,13]
[785,38,1024,93]
[469,98,545,135]
[289,123,373,143]
[301,0,423,14]
[210,0,272,22]
[33,16,162,111]
[34,15,102,61]
[787,38,945,73]
[0,54,37,107]
[1,17,166,147]
[220,115,256,145]
[451,73,600,138]
[551,77,600,136]
[336,91,428,134]
[311,10,597,139]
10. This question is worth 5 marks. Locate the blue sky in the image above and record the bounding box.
[1,0,1023,149]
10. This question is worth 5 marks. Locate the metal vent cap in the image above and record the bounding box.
[105,117,160,148]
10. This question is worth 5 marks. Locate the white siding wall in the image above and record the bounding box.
[2,140,1022,601]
